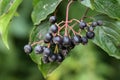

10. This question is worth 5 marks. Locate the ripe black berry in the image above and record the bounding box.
[24,44,32,54]
[34,45,43,54]
[50,24,58,33]
[91,21,97,27]
[72,35,82,45]
[97,20,103,26]
[44,33,53,43]
[69,41,75,49]
[79,21,87,29]
[60,49,69,57]
[48,54,57,62]
[53,35,62,44]
[42,56,49,64]
[49,16,57,24]
[43,48,51,56]
[81,37,88,45]
[63,36,71,46]
[86,31,95,39]
[87,26,94,32]
[56,54,64,62]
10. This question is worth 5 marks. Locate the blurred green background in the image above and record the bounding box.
[0,0,120,80]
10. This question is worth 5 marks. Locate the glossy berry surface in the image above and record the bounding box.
[49,16,57,24]
[63,36,71,46]
[43,48,51,56]
[50,24,58,33]
[42,56,49,64]
[79,21,87,29]
[97,20,103,26]
[91,21,97,27]
[24,44,32,54]
[86,31,95,39]
[56,54,64,62]
[48,54,57,62]
[87,26,94,32]
[81,37,88,45]
[53,35,62,44]
[44,33,53,42]
[72,35,82,45]
[34,45,43,54]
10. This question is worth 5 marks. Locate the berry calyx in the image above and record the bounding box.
[86,31,95,39]
[49,16,57,24]
[50,24,58,33]
[24,44,32,54]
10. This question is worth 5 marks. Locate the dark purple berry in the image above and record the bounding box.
[79,21,87,29]
[63,36,71,46]
[86,31,95,39]
[34,45,43,54]
[87,26,94,32]
[42,56,49,64]
[60,49,69,57]
[81,37,88,45]
[56,54,64,62]
[44,33,53,43]
[48,54,57,62]
[43,48,51,56]
[72,35,82,45]
[53,35,62,44]
[97,20,103,26]
[50,24,58,33]
[49,16,57,24]
[91,21,97,27]
[69,41,75,49]
[24,44,32,54]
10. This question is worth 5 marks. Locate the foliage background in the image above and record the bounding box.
[0,0,120,80]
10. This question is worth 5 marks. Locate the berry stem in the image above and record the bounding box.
[31,40,44,46]
[68,25,80,35]
[47,43,51,48]
[70,19,80,23]
[57,21,65,26]
[54,45,59,54]
[57,24,65,35]
[65,0,73,36]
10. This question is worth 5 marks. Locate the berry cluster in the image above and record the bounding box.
[24,0,103,64]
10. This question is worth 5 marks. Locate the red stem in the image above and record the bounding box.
[65,0,73,36]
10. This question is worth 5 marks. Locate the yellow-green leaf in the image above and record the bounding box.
[0,0,22,49]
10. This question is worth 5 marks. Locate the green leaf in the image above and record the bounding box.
[29,20,60,78]
[93,0,120,20]
[0,0,22,49]
[31,0,62,25]
[93,15,120,59]
[81,0,94,9]
[0,0,11,15]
